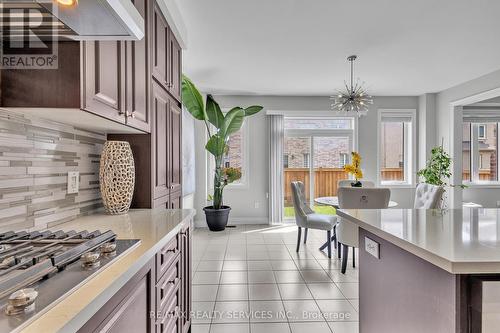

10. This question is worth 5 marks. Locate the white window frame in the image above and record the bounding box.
[478,124,486,139]
[377,109,416,187]
[464,122,500,186]
[206,117,251,191]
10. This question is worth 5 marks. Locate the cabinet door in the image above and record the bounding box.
[169,191,182,210]
[125,0,151,132]
[179,223,191,333]
[152,2,169,89]
[168,30,182,102]
[168,100,182,194]
[82,41,126,123]
[77,260,155,333]
[152,82,169,199]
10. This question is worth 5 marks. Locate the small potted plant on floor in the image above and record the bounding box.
[182,75,263,231]
[344,151,363,187]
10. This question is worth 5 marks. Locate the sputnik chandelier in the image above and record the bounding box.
[331,55,373,113]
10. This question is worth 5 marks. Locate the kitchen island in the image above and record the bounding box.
[13,208,195,333]
[337,208,500,333]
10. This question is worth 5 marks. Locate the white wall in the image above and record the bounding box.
[192,95,419,226]
[436,69,500,207]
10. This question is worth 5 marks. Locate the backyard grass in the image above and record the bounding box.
[284,205,336,218]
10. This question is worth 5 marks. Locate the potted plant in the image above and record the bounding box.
[181,75,263,231]
[343,151,363,187]
[417,144,466,207]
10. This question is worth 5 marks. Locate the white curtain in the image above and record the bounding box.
[269,115,284,224]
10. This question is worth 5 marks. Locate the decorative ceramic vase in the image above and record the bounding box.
[99,141,135,215]
[351,181,362,187]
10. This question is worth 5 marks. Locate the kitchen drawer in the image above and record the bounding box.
[156,281,181,333]
[156,235,179,281]
[156,253,181,311]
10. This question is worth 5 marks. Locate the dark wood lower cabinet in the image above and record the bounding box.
[79,220,191,333]
[78,259,155,333]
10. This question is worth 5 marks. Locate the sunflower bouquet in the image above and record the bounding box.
[343,151,363,187]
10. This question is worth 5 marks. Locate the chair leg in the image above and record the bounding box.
[337,242,342,259]
[333,225,337,249]
[304,228,308,244]
[352,247,356,268]
[341,244,348,274]
[327,230,332,258]
[296,227,302,252]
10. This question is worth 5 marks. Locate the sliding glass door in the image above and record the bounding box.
[282,118,355,220]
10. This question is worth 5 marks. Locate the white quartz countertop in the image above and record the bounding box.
[337,208,500,274]
[19,208,196,333]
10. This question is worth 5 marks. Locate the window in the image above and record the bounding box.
[208,121,248,188]
[283,117,355,219]
[479,124,486,139]
[463,122,471,181]
[462,120,499,183]
[378,110,416,185]
[339,153,348,168]
[303,153,310,168]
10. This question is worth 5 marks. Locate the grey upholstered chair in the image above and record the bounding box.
[291,181,337,258]
[336,187,391,273]
[338,179,375,188]
[414,183,444,209]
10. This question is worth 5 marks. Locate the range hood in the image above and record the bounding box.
[0,0,144,41]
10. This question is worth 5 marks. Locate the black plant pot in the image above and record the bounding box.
[203,206,231,231]
[351,181,362,187]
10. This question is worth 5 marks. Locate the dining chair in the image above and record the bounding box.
[338,179,375,188]
[414,183,444,209]
[336,187,391,273]
[291,181,338,258]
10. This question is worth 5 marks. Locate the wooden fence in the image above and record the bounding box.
[284,168,348,205]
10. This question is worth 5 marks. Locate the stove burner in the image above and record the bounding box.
[100,242,117,255]
[80,251,101,269]
[5,288,38,316]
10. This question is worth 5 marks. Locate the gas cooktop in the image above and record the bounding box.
[0,229,140,333]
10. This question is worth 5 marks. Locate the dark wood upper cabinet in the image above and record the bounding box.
[152,82,170,200]
[152,2,169,89]
[125,0,151,132]
[82,41,126,124]
[169,101,182,194]
[169,30,182,102]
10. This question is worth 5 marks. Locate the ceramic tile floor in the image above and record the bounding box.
[191,224,359,333]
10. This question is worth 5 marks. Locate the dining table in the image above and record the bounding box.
[314,196,399,209]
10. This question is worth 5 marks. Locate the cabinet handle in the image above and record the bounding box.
[168,277,180,285]
[170,185,175,189]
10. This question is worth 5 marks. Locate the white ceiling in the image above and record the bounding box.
[177,0,500,96]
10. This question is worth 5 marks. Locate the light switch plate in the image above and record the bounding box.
[67,171,79,194]
[365,237,380,259]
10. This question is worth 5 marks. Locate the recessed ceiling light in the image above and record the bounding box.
[55,0,77,6]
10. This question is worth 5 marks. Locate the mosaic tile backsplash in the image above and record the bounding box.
[0,109,104,231]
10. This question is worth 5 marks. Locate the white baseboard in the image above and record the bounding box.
[194,216,269,228]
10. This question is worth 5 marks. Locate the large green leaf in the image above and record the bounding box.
[205,134,226,157]
[244,105,263,116]
[181,75,206,120]
[222,108,245,138]
[206,95,224,129]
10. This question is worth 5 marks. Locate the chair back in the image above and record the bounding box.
[290,181,313,227]
[337,187,390,209]
[414,183,444,209]
[338,179,375,188]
